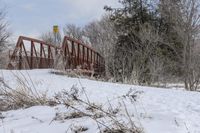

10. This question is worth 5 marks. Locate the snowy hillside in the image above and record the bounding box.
[0,69,200,133]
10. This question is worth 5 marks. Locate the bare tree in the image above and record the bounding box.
[161,0,200,90]
[174,0,200,91]
[40,31,55,44]
[63,24,83,41]
[40,30,62,46]
[0,6,10,68]
[0,7,10,52]
[84,15,117,77]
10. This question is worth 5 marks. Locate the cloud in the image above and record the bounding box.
[1,0,120,40]
[20,4,35,11]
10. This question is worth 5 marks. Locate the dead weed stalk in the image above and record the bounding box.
[54,85,143,133]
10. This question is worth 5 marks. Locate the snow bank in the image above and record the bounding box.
[0,69,200,133]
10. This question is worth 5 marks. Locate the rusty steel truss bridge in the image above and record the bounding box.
[7,36,105,75]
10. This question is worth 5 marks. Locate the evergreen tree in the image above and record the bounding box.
[105,0,186,84]
[105,0,161,84]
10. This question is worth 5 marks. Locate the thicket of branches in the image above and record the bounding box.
[39,0,200,91]
[0,8,9,52]
[103,0,200,91]
[0,5,10,68]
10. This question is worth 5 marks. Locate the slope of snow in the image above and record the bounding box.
[0,69,200,133]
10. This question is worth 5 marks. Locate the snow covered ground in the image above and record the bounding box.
[0,69,200,133]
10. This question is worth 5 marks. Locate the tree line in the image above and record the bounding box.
[56,0,200,91]
[104,0,200,91]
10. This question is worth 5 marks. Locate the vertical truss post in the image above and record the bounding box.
[83,46,85,66]
[30,41,34,69]
[71,41,75,69]
[40,43,43,68]
[91,50,92,64]
[48,45,51,67]
[77,43,80,66]
[94,53,96,66]
[19,42,22,70]
[87,48,89,69]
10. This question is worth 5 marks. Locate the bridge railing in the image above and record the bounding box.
[7,36,105,75]
[8,36,59,69]
[62,36,105,74]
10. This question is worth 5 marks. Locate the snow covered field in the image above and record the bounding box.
[0,69,200,133]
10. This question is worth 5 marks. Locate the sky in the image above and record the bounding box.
[1,0,120,40]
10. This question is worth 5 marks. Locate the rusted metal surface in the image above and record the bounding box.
[61,36,105,74]
[7,36,58,70]
[7,36,105,75]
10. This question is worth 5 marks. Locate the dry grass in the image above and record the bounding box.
[50,69,80,78]
[50,69,105,82]
[69,125,89,133]
[54,111,90,121]
[0,51,9,69]
[0,74,57,111]
[53,85,144,133]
